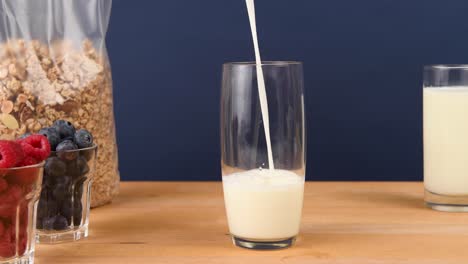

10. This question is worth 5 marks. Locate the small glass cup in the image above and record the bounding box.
[221,61,306,249]
[0,162,43,264]
[36,144,97,243]
[424,65,468,211]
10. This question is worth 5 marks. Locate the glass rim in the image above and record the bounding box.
[2,160,46,170]
[424,64,468,70]
[51,143,97,154]
[223,61,302,66]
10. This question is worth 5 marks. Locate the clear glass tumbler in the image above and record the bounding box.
[424,65,468,211]
[221,61,306,249]
[0,163,43,264]
[36,144,97,243]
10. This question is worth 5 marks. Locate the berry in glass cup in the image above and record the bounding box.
[0,135,49,262]
[34,120,96,243]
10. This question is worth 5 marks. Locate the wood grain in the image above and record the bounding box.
[35,182,468,264]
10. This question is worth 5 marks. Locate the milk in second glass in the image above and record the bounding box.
[423,64,468,211]
[424,87,468,195]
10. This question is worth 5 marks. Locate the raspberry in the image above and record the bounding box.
[20,206,29,229]
[0,224,12,243]
[6,205,28,256]
[0,179,7,193]
[0,221,5,238]
[6,225,14,242]
[6,142,24,167]
[0,141,18,169]
[0,224,22,258]
[19,135,51,162]
[17,156,37,167]
[0,240,14,258]
[6,166,40,187]
[18,236,27,255]
[0,185,22,218]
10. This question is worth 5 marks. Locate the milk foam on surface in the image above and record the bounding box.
[424,87,468,195]
[223,169,304,240]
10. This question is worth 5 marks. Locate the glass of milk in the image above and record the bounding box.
[220,61,306,249]
[424,65,468,212]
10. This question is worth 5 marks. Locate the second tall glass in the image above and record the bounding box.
[220,61,306,249]
[424,65,468,211]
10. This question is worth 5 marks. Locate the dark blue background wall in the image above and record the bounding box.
[107,0,468,181]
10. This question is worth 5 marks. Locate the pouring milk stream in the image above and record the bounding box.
[245,0,274,170]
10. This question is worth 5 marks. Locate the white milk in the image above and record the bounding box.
[245,0,274,169]
[223,169,304,240]
[424,87,468,195]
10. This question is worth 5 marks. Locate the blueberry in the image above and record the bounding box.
[53,120,76,139]
[74,129,93,149]
[45,157,66,177]
[77,156,89,175]
[42,172,53,187]
[67,157,89,178]
[37,188,58,220]
[75,175,87,185]
[38,127,60,151]
[45,198,58,217]
[74,195,83,206]
[74,188,83,205]
[74,177,86,198]
[73,201,83,226]
[61,136,74,142]
[55,174,72,186]
[42,216,56,230]
[56,140,78,152]
[53,215,69,230]
[52,176,71,202]
[66,160,81,178]
[53,182,71,201]
[40,185,49,199]
[37,196,47,219]
[37,206,45,219]
[18,133,32,139]
[56,140,78,160]
[59,200,72,223]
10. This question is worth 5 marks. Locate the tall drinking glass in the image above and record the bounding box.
[220,61,306,249]
[424,65,468,211]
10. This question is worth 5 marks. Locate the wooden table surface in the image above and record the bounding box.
[35,182,468,264]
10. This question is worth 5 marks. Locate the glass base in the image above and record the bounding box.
[425,189,468,212]
[232,236,295,250]
[0,251,34,264]
[36,224,88,244]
